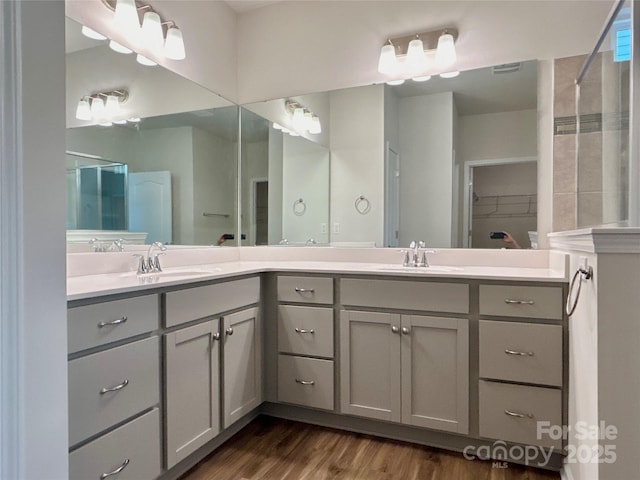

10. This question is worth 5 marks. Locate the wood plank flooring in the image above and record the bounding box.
[180,416,560,480]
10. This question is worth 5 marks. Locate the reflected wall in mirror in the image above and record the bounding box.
[65,17,239,246]
[240,108,330,245]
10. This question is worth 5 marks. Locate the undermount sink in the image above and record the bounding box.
[372,264,463,273]
[119,267,222,279]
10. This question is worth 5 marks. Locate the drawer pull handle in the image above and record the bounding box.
[295,378,315,386]
[99,379,129,395]
[504,409,534,419]
[504,299,535,305]
[505,349,534,356]
[295,328,315,334]
[226,327,234,336]
[295,287,315,293]
[97,316,128,328]
[100,458,130,479]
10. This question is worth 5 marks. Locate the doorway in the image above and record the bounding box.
[250,178,269,245]
[384,142,400,247]
[463,157,537,249]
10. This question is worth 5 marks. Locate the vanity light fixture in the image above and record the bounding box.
[74,89,131,126]
[440,71,460,78]
[136,53,157,66]
[101,0,187,62]
[273,123,283,130]
[378,27,458,81]
[284,99,323,136]
[81,26,107,41]
[109,40,133,54]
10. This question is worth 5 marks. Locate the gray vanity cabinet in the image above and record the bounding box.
[164,319,220,469]
[340,310,469,434]
[222,307,262,429]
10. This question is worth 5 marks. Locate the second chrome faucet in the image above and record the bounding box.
[403,240,434,267]
[134,241,167,274]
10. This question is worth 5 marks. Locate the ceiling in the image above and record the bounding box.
[225,0,283,13]
[391,60,537,116]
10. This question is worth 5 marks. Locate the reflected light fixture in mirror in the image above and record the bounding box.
[109,40,133,54]
[284,99,322,135]
[378,27,458,83]
[75,89,133,126]
[81,26,107,40]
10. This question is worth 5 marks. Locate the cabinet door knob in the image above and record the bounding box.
[212,332,221,342]
[225,327,234,336]
[401,327,410,335]
[391,325,400,334]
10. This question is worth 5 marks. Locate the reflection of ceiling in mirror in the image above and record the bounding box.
[225,0,283,13]
[390,60,537,116]
[138,107,239,141]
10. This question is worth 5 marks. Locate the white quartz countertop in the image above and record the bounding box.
[67,258,568,302]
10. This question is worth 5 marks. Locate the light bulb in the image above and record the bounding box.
[412,75,432,82]
[90,97,106,119]
[378,43,399,75]
[141,11,164,50]
[281,127,290,134]
[273,123,283,130]
[109,40,132,54]
[292,108,305,130]
[303,111,314,131]
[289,131,300,137]
[309,115,322,134]
[99,121,113,127]
[406,38,427,74]
[440,71,460,78]
[436,32,457,68]
[81,26,106,40]
[386,79,405,86]
[113,119,128,125]
[127,117,141,123]
[136,54,157,66]
[75,98,91,120]
[105,95,121,116]
[164,26,186,60]
[114,0,140,35]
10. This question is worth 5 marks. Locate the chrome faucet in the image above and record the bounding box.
[147,242,167,273]
[305,238,317,246]
[402,240,433,267]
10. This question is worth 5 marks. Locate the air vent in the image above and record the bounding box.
[492,63,521,74]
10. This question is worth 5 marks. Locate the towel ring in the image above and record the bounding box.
[293,198,307,216]
[566,265,593,316]
[355,195,371,215]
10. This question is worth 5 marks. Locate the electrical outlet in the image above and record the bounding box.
[333,222,340,234]
[320,223,327,234]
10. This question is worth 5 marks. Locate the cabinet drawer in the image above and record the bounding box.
[69,408,161,480]
[479,285,563,320]
[479,381,562,449]
[68,295,158,354]
[480,321,562,386]
[165,277,259,327]
[341,279,468,314]
[278,355,334,410]
[278,305,334,358]
[277,276,333,304]
[68,336,159,446]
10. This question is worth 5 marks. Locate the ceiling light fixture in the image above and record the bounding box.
[113,0,139,35]
[164,22,186,60]
[377,27,458,81]
[141,10,164,50]
[284,99,323,136]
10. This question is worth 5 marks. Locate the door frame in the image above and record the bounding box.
[384,142,400,248]
[462,156,537,248]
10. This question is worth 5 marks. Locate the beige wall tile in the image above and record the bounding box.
[577,192,603,227]
[577,132,603,193]
[553,193,577,231]
[553,134,576,194]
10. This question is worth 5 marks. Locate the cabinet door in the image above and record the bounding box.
[340,310,401,422]
[165,319,220,469]
[223,307,262,428]
[400,315,469,434]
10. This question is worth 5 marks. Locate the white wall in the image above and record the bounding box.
[268,128,284,244]
[66,0,238,102]
[0,1,68,478]
[459,109,537,162]
[236,1,611,103]
[330,85,385,247]
[398,92,455,247]
[66,124,137,162]
[282,135,330,244]
[537,60,554,249]
[192,127,236,245]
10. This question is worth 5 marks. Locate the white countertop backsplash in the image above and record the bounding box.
[67,246,569,302]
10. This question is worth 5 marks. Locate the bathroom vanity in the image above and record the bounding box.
[66,247,568,479]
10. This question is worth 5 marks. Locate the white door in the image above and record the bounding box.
[128,171,172,244]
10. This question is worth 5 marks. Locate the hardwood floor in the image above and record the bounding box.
[180,417,560,480]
